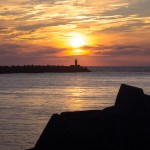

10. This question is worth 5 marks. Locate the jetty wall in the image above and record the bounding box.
[0,65,90,74]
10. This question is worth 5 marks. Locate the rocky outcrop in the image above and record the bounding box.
[28,84,150,150]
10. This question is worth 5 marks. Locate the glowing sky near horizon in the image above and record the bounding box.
[0,0,150,66]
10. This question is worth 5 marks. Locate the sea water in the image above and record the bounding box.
[0,66,150,150]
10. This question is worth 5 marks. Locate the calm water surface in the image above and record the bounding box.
[0,67,150,150]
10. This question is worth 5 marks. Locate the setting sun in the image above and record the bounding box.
[71,36,85,48]
[69,33,86,48]
[63,32,90,56]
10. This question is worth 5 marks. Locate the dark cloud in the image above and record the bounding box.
[25,46,62,57]
[103,0,150,17]
[0,27,8,30]
[0,43,66,65]
[18,0,65,5]
[0,10,25,16]
[34,0,58,4]
[101,22,150,33]
[16,22,67,31]
[0,27,8,33]
[15,13,40,21]
[96,46,150,57]
[82,44,150,56]
[0,43,62,57]
[0,43,21,53]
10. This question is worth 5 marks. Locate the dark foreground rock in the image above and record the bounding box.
[28,84,150,150]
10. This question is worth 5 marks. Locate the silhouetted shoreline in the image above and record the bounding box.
[0,65,91,74]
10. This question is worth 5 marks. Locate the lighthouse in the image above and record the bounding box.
[75,59,78,66]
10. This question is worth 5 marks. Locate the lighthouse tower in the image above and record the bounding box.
[75,59,78,66]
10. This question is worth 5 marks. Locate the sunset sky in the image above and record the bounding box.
[0,0,150,66]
